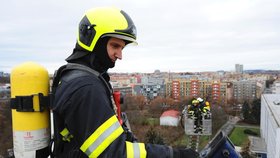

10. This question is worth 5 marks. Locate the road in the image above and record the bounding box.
[220,116,240,136]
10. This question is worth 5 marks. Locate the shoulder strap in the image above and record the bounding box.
[51,65,67,94]
[65,63,100,77]
[64,63,118,117]
[51,63,117,114]
[65,63,112,94]
[52,63,110,93]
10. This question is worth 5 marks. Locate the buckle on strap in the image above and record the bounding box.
[60,128,74,142]
[10,93,50,112]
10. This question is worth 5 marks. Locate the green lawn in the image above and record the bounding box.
[171,134,188,147]
[171,126,260,150]
[171,134,211,150]
[146,118,159,125]
[229,126,260,146]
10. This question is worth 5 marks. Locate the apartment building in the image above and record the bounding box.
[166,79,197,102]
[166,79,228,104]
[235,64,244,74]
[133,84,165,100]
[271,80,280,94]
[260,94,280,158]
[233,80,257,103]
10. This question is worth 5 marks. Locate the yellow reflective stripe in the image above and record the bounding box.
[60,128,69,136]
[88,125,123,157]
[126,141,134,158]
[80,115,124,157]
[126,141,147,158]
[139,143,147,158]
[60,128,73,142]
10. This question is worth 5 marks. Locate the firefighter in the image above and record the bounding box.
[188,100,199,116]
[188,99,203,133]
[51,7,198,158]
[197,97,211,119]
[203,101,211,119]
[196,97,205,111]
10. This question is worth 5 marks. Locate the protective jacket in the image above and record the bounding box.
[51,63,174,158]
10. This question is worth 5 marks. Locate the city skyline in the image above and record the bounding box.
[1,64,280,74]
[1,0,280,73]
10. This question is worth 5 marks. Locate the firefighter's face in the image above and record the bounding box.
[107,37,125,64]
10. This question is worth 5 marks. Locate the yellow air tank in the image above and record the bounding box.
[10,62,50,158]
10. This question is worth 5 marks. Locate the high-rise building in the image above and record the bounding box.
[233,80,257,103]
[235,64,244,74]
[166,79,227,104]
[271,80,280,94]
[260,94,280,158]
[136,84,165,100]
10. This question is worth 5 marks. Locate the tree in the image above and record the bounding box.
[145,127,164,145]
[240,142,254,158]
[163,97,176,107]
[123,95,138,111]
[0,100,13,157]
[251,99,261,124]
[148,97,164,117]
[123,95,146,111]
[265,79,275,88]
[242,101,250,121]
[135,95,146,111]
[211,105,228,134]
[0,76,10,83]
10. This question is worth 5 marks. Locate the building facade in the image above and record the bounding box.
[133,84,166,100]
[233,80,257,103]
[260,94,280,158]
[271,80,280,94]
[235,64,244,74]
[166,79,228,104]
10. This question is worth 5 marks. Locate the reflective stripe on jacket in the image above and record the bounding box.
[80,115,123,157]
[52,68,173,158]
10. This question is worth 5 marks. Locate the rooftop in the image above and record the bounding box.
[249,136,267,154]
[263,94,280,127]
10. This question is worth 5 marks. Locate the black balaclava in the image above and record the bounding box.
[66,37,115,73]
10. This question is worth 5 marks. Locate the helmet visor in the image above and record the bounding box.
[102,34,138,45]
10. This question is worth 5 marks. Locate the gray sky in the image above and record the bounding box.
[1,0,279,73]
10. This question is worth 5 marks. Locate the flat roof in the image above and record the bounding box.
[263,94,280,127]
[249,136,267,154]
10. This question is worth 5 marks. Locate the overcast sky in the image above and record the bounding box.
[1,0,279,73]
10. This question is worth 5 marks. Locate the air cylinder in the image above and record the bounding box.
[10,62,50,158]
